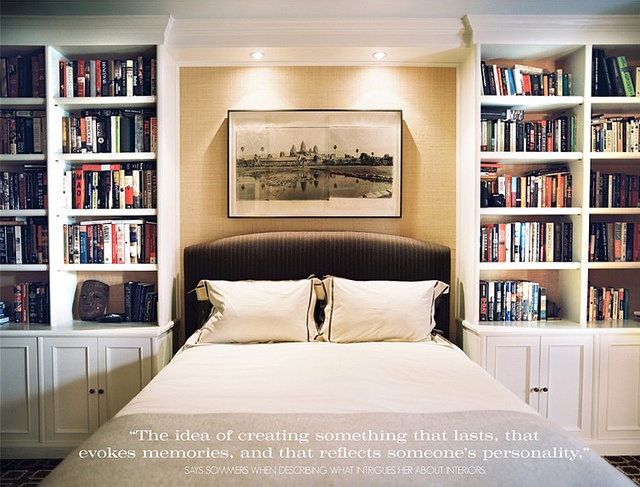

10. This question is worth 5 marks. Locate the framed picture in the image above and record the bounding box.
[228,110,402,217]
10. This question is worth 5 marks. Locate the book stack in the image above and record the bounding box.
[590,115,639,152]
[481,164,572,208]
[589,222,640,262]
[63,162,156,210]
[481,221,572,263]
[590,171,640,208]
[479,280,546,322]
[58,56,156,98]
[587,286,630,321]
[0,110,47,154]
[62,109,157,154]
[481,62,573,96]
[0,52,46,98]
[480,110,575,152]
[592,50,637,97]
[0,217,49,264]
[13,282,50,324]
[1,165,48,209]
[63,219,156,265]
[124,281,157,323]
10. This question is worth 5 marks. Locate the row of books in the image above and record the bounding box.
[588,222,640,262]
[590,171,640,208]
[1,165,48,210]
[62,109,157,154]
[0,110,46,154]
[481,165,572,209]
[63,219,156,265]
[0,218,49,264]
[481,62,573,96]
[587,286,630,322]
[12,282,50,324]
[63,163,156,210]
[479,280,547,322]
[480,115,576,153]
[0,52,46,98]
[592,50,637,97]
[591,116,639,153]
[480,221,573,264]
[58,56,156,98]
[124,281,157,322]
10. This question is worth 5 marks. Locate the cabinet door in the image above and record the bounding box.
[0,337,39,443]
[597,334,640,441]
[98,337,151,424]
[486,335,540,407]
[43,337,99,443]
[539,335,593,438]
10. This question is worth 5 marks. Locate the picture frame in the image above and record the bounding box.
[227,110,402,217]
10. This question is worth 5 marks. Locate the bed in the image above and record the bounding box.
[42,231,632,486]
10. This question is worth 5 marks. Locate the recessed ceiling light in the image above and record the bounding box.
[250,51,265,60]
[372,51,387,60]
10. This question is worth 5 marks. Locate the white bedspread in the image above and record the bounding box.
[119,339,535,417]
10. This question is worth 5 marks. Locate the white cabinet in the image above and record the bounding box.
[596,334,640,445]
[0,322,172,458]
[484,333,593,439]
[0,337,39,444]
[463,322,640,455]
[42,336,151,445]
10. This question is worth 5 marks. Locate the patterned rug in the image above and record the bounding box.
[1,457,639,486]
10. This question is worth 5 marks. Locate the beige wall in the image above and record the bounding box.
[179,66,457,336]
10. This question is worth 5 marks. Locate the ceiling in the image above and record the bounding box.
[3,0,640,19]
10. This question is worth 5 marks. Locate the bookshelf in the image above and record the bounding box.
[0,16,178,458]
[458,15,640,455]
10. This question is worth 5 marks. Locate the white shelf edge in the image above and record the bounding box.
[0,209,48,217]
[0,97,46,107]
[589,208,640,215]
[59,264,158,272]
[481,95,584,111]
[0,154,47,162]
[53,96,156,109]
[589,152,640,160]
[480,152,583,163]
[55,152,156,162]
[481,207,581,216]
[61,209,158,217]
[479,262,581,271]
[0,264,49,272]
[587,262,640,270]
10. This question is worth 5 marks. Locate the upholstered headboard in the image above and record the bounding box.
[183,231,451,341]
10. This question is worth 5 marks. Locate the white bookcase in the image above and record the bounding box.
[0,15,179,458]
[458,15,640,455]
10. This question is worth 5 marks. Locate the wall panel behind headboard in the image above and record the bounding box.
[180,66,457,342]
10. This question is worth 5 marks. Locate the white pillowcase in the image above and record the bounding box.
[196,279,317,343]
[320,277,449,343]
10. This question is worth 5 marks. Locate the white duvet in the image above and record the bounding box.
[118,339,535,417]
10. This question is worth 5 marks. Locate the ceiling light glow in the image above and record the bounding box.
[372,51,387,60]
[250,51,265,60]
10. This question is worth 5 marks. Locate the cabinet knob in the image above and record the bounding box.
[541,387,549,392]
[532,387,540,392]
[89,388,96,394]
[98,389,104,395]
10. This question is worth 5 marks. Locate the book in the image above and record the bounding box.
[616,56,635,97]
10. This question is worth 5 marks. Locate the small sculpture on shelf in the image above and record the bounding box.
[78,280,109,321]
[546,301,561,321]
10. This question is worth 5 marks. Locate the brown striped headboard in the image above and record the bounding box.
[183,231,451,342]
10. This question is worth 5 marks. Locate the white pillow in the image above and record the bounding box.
[196,279,317,343]
[320,276,449,343]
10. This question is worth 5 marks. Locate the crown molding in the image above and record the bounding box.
[0,15,170,45]
[465,14,640,45]
[167,17,467,49]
